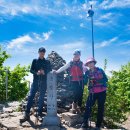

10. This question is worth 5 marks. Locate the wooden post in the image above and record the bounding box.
[5,69,8,101]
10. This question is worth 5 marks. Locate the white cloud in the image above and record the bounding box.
[0,0,92,22]
[88,0,97,6]
[100,0,130,9]
[0,0,127,27]
[43,31,53,41]
[0,1,80,17]
[99,13,113,20]
[7,35,32,49]
[80,23,85,28]
[82,3,88,10]
[96,37,118,48]
[59,41,85,50]
[120,40,130,46]
[7,31,53,49]
[0,1,54,17]
[94,19,113,26]
[0,0,122,30]
[94,12,117,27]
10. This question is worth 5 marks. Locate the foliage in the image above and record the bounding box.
[0,46,30,101]
[105,63,130,125]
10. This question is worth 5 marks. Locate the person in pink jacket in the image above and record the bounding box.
[81,57,108,130]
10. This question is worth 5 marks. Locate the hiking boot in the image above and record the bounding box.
[34,113,43,125]
[19,113,30,123]
[38,115,43,122]
[72,102,77,110]
[69,102,77,114]
[76,106,82,114]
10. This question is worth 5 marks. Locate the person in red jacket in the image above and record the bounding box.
[54,49,86,111]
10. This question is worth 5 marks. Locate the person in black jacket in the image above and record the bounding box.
[20,47,52,122]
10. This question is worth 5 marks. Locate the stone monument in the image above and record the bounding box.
[42,72,61,126]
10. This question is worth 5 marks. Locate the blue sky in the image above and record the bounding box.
[0,0,130,81]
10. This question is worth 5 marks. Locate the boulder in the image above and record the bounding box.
[61,112,83,127]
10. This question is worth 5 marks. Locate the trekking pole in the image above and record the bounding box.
[89,78,95,128]
[89,92,93,128]
[34,74,41,126]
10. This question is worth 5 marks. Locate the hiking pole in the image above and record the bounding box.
[89,89,92,128]
[89,78,95,128]
[34,74,42,126]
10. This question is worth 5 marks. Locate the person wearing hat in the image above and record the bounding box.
[20,47,52,123]
[53,49,86,112]
[81,57,108,129]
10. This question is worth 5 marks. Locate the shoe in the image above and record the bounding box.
[72,102,77,110]
[20,113,30,123]
[38,115,43,122]
[81,122,89,128]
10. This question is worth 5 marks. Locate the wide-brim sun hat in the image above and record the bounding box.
[85,57,97,66]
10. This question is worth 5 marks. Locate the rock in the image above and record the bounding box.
[122,114,130,130]
[21,121,31,127]
[3,107,13,113]
[61,112,83,127]
[47,51,74,109]
[8,101,20,107]
[9,112,22,117]
[0,118,18,129]
[57,108,68,114]
[0,113,9,118]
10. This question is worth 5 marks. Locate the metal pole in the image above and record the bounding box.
[88,4,95,58]
[91,16,94,58]
[5,69,8,101]
[87,3,95,128]
[91,5,94,58]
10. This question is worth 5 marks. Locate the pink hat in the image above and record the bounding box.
[85,57,97,66]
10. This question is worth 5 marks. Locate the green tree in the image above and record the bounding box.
[7,64,30,101]
[0,46,10,101]
[0,45,30,101]
[105,62,130,127]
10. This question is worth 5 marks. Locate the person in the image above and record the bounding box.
[53,49,85,111]
[20,47,52,123]
[81,57,108,130]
